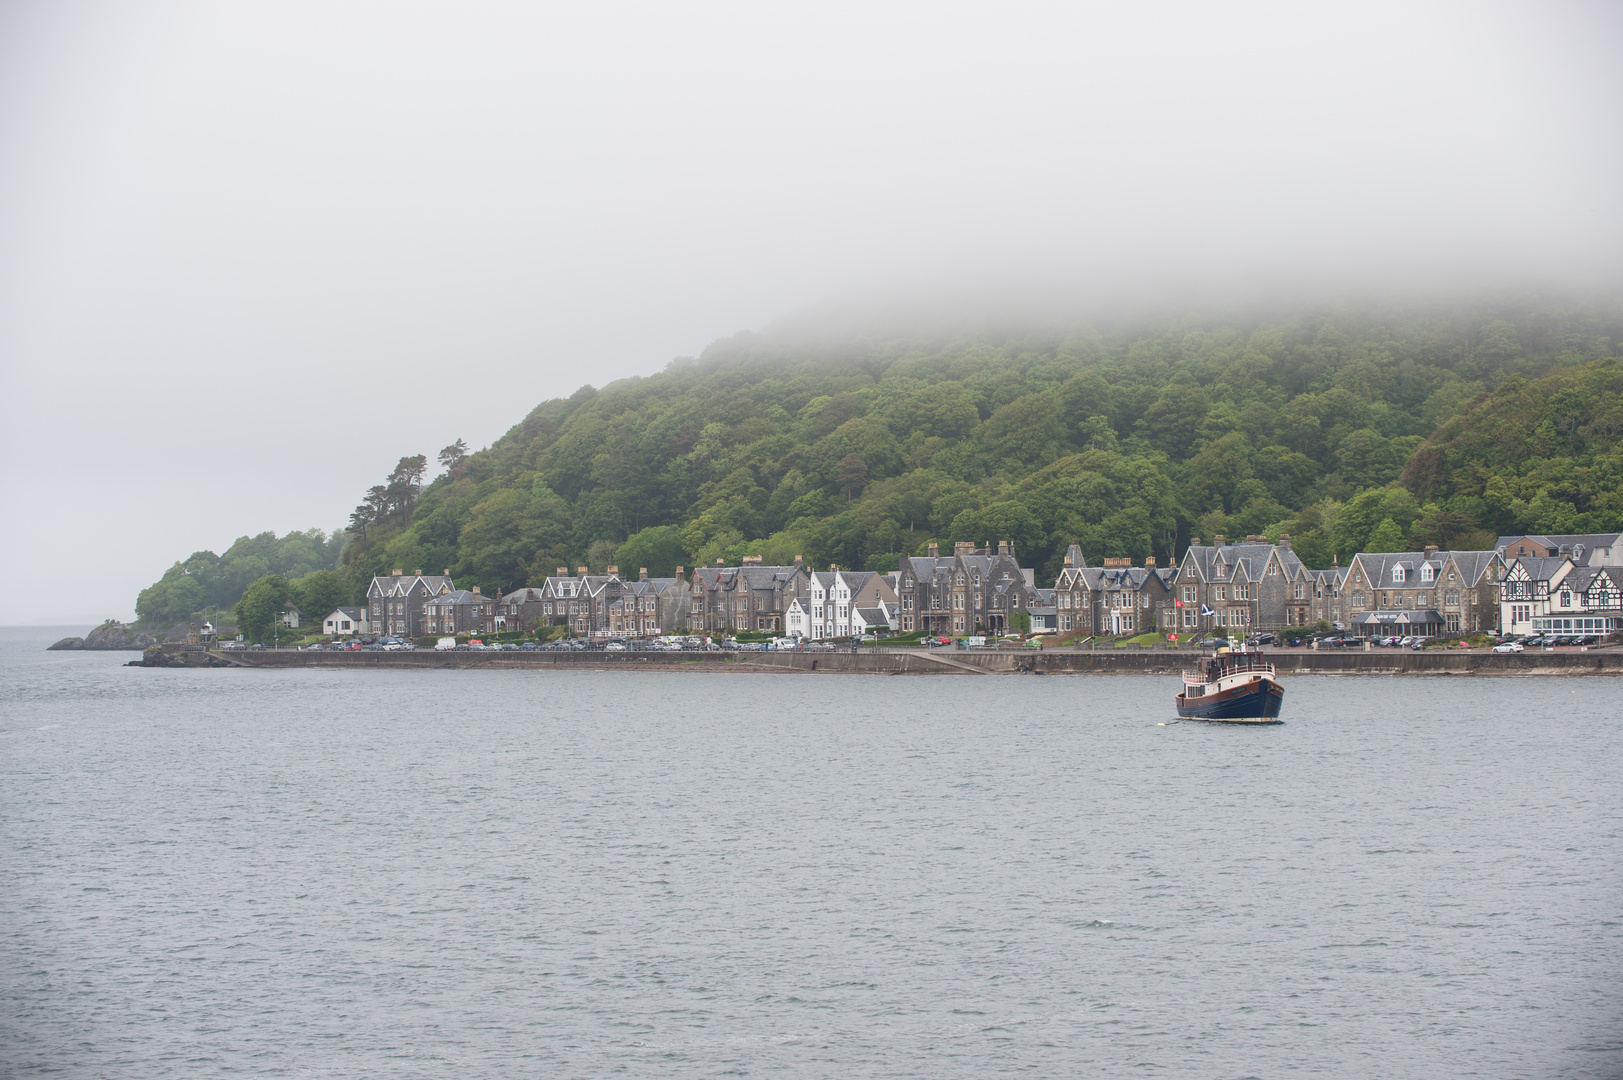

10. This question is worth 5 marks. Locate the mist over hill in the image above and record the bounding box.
[134,295,1623,629]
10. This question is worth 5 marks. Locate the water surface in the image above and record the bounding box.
[2,626,1620,1077]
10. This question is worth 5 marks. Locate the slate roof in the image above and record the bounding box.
[1185,542,1302,583]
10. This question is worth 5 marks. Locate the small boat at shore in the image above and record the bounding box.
[1176,646,1284,723]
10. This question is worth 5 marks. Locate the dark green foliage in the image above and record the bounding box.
[331,300,1617,591]
[1400,358,1623,536]
[136,299,1623,619]
[233,575,289,644]
[136,529,345,629]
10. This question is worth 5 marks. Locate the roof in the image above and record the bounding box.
[1183,542,1303,583]
[327,606,364,619]
[424,589,490,607]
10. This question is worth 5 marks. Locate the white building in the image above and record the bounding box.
[322,606,368,636]
[1500,556,1622,637]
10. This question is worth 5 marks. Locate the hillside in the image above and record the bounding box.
[339,298,1621,593]
[132,297,1623,631]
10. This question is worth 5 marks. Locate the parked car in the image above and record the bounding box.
[1492,641,1524,653]
[1245,632,1279,646]
[1197,636,1230,648]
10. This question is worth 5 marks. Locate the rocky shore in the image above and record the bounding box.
[48,622,159,652]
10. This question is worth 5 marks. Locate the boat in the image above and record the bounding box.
[1176,645,1284,722]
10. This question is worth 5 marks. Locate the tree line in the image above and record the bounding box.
[132,297,1623,639]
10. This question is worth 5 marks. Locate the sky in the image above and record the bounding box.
[2,0,1621,624]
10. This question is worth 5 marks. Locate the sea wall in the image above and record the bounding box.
[143,645,1623,675]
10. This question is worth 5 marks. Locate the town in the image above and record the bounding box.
[307,532,1623,650]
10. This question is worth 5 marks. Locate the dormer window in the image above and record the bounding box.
[1392,566,1406,583]
[1420,565,1434,583]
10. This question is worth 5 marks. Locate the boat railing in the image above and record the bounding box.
[1183,656,1276,683]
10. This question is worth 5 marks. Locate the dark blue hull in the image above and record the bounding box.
[1177,676,1284,722]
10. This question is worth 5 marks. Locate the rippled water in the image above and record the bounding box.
[2,625,1621,1078]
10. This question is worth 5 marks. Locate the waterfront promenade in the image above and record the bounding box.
[146,643,1623,676]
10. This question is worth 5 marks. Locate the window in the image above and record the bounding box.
[1444,590,1459,606]
[1392,566,1405,583]
[1560,590,1572,607]
[1182,586,1197,603]
[1294,583,1305,600]
[1420,565,1434,583]
[1214,585,1227,601]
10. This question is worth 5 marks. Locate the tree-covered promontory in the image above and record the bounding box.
[131,296,1623,633]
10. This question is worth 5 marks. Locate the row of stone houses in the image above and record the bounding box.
[358,530,1623,643]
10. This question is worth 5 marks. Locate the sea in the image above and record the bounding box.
[2,624,1620,1078]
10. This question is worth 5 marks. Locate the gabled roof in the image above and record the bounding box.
[1506,556,1573,582]
[1182,543,1301,583]
[424,589,487,607]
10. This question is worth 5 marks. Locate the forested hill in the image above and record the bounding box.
[333,299,1621,599]
[134,298,1623,631]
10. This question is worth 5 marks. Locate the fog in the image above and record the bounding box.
[2,0,1620,623]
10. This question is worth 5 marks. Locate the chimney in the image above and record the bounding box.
[793,554,803,565]
[955,541,974,556]
[998,540,1009,555]
[1214,533,1225,546]
[1278,533,1291,551]
[606,565,618,575]
[472,586,481,595]
[414,569,422,576]
[1423,545,1438,561]
[928,541,940,558]
[742,555,761,565]
[1104,557,1131,568]
[392,568,403,576]
[716,557,726,566]
[674,566,685,582]
[1191,537,1202,547]
[1063,551,1074,567]
[577,566,588,576]
[1145,556,1156,569]
[557,566,568,577]
[639,567,648,580]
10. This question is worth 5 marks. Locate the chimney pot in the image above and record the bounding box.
[1191,537,1202,547]
[606,565,618,575]
[472,586,481,595]
[1145,557,1156,568]
[557,566,568,576]
[392,568,403,576]
[927,541,940,558]
[639,567,648,580]
[1214,534,1226,546]
[716,557,725,566]
[577,566,588,576]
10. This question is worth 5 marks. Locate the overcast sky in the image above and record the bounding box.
[2,0,1620,624]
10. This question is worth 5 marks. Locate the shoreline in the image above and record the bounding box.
[134,644,1623,676]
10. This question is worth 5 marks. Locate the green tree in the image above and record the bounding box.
[1363,517,1407,553]
[289,570,348,624]
[615,525,687,578]
[234,575,290,644]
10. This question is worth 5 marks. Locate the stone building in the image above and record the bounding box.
[893,541,1039,636]
[367,570,455,639]
[1171,535,1305,636]
[687,557,813,634]
[1051,544,1174,638]
[423,587,498,636]
[1340,548,1504,637]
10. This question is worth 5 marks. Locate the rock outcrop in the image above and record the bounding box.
[49,622,160,651]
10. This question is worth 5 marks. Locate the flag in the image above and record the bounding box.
[1200,605,1216,617]
[1174,599,1183,607]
